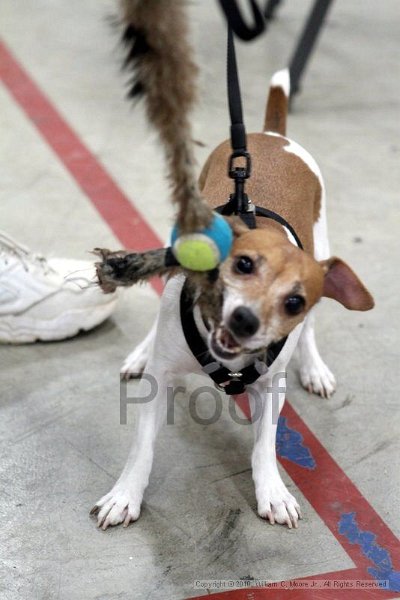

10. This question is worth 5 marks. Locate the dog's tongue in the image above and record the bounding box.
[219,328,237,350]
[219,327,240,351]
[211,326,243,359]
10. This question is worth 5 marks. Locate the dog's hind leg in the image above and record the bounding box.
[297,308,336,398]
[121,316,158,380]
[297,185,336,398]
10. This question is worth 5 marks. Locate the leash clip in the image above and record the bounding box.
[245,201,255,214]
[214,382,228,392]
[228,150,251,179]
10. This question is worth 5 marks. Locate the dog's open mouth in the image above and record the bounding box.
[210,326,243,360]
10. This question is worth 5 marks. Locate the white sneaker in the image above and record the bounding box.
[0,231,118,343]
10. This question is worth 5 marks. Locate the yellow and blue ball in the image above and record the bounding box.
[171,213,233,271]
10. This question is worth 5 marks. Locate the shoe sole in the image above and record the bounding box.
[0,299,117,344]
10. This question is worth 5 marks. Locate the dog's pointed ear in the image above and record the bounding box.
[319,257,374,311]
[225,216,249,238]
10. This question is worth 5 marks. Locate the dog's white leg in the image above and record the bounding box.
[297,308,336,398]
[298,184,336,398]
[94,276,195,530]
[247,330,303,528]
[120,316,158,380]
[248,370,301,528]
[92,356,170,529]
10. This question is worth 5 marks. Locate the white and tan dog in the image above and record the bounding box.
[91,70,373,530]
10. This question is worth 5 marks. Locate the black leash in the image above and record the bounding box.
[178,22,305,394]
[226,26,257,229]
[218,0,266,41]
[224,24,304,249]
[227,27,247,155]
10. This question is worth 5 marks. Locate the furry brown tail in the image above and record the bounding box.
[94,247,181,293]
[119,0,212,232]
[263,68,290,135]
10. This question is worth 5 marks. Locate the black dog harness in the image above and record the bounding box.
[179,26,303,396]
[180,284,288,395]
[179,198,303,396]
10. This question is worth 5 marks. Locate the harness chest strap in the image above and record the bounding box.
[179,199,304,395]
[217,203,304,250]
[180,283,287,395]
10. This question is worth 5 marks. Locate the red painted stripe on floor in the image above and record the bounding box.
[1,39,399,600]
[236,395,400,572]
[281,402,400,571]
[0,40,163,295]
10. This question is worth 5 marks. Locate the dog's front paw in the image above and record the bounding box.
[300,357,336,398]
[90,487,141,530]
[120,345,149,380]
[256,481,302,529]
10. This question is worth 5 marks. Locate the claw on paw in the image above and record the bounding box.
[300,359,336,398]
[90,490,141,530]
[258,494,302,529]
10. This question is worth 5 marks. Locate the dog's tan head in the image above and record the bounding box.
[208,226,374,361]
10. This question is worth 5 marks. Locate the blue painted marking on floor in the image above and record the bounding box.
[276,416,316,470]
[338,512,400,592]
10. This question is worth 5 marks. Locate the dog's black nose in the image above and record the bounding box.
[229,306,260,338]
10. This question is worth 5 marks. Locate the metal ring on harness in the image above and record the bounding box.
[228,150,252,179]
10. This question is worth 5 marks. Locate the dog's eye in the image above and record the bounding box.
[234,256,254,275]
[284,295,305,315]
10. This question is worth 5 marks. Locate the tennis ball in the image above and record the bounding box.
[171,213,233,271]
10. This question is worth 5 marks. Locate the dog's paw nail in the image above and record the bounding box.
[96,509,110,529]
[258,486,301,529]
[300,361,336,398]
[265,510,275,525]
[90,505,99,516]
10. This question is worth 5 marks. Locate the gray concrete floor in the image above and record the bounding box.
[1,1,399,599]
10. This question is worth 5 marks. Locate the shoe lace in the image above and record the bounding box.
[0,231,53,275]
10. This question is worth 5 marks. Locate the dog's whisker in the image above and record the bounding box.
[65,280,99,291]
[64,267,94,277]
